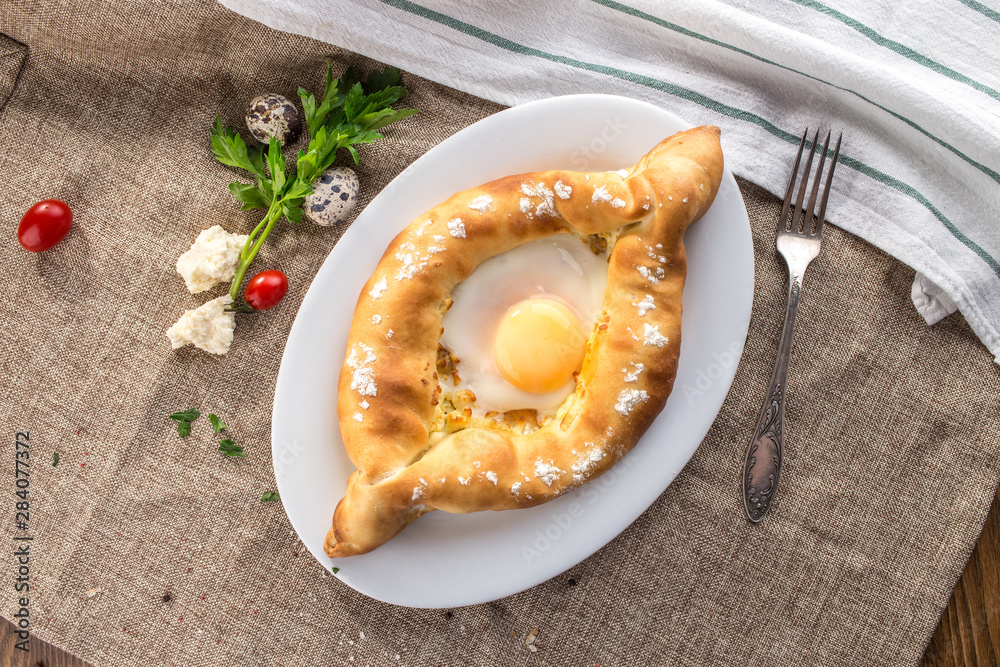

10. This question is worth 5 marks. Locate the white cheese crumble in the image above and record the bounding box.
[592,185,612,203]
[346,343,378,397]
[637,265,659,285]
[634,295,656,316]
[433,235,446,243]
[643,323,669,347]
[520,181,556,217]
[519,198,533,217]
[167,295,236,354]
[468,195,493,213]
[176,225,248,294]
[411,486,423,500]
[534,459,563,486]
[447,218,466,238]
[485,471,498,485]
[611,197,626,209]
[647,246,667,262]
[554,180,572,200]
[458,476,470,486]
[371,315,382,324]
[359,399,369,409]
[386,329,394,340]
[510,482,522,496]
[395,252,419,280]
[615,388,649,416]
[615,169,629,178]
[623,362,644,383]
[571,447,605,482]
[369,278,388,300]
[393,241,440,281]
[683,197,689,203]
[352,412,364,423]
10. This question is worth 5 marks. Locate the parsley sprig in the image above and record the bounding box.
[210,63,416,305]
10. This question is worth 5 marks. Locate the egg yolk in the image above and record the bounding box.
[493,297,586,394]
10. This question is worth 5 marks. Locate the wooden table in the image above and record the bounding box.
[924,486,1000,666]
[3,488,998,666]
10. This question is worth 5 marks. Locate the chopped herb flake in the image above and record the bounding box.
[219,439,246,458]
[169,408,201,423]
[208,414,227,434]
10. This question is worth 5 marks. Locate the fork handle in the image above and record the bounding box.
[742,273,803,522]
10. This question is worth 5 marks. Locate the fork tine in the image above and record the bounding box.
[804,131,831,235]
[815,133,842,236]
[792,129,821,232]
[778,129,808,231]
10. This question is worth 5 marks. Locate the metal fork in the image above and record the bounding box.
[742,128,842,523]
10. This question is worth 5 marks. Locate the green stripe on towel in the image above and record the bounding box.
[591,0,1000,187]
[378,0,1000,279]
[956,0,1000,24]
[789,0,1000,102]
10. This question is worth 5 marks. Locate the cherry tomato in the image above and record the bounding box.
[18,199,73,252]
[244,270,289,310]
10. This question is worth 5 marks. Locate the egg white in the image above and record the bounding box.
[439,235,609,415]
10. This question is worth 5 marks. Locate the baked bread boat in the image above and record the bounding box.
[326,126,724,557]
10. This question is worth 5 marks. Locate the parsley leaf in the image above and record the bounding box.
[331,567,340,574]
[210,117,266,178]
[264,137,286,193]
[208,414,226,434]
[170,408,200,437]
[228,182,270,211]
[52,452,59,467]
[169,408,201,422]
[362,65,401,94]
[261,491,280,502]
[219,439,246,458]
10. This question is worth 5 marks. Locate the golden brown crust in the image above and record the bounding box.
[326,126,725,557]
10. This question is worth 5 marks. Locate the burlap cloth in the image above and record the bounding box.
[2,2,999,666]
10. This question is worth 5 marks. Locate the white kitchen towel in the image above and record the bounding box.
[220,0,1000,362]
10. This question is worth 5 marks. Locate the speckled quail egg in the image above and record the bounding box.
[245,94,302,145]
[303,167,360,226]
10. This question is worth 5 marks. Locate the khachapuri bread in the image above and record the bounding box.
[327,126,725,557]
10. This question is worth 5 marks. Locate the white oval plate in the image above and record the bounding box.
[272,94,753,608]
